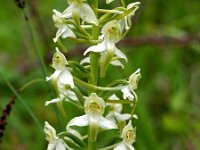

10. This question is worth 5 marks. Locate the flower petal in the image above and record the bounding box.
[133,114,138,119]
[115,48,128,62]
[106,0,115,4]
[62,5,73,18]
[84,41,106,55]
[114,142,127,150]
[127,144,135,150]
[108,94,119,100]
[98,116,118,129]
[121,86,134,101]
[53,25,76,43]
[80,57,90,65]
[67,114,89,128]
[80,3,98,25]
[44,121,57,142]
[65,90,78,101]
[110,60,124,69]
[127,2,141,17]
[57,69,74,90]
[62,26,76,39]
[55,139,66,150]
[115,112,131,121]
[47,143,56,150]
[45,97,63,106]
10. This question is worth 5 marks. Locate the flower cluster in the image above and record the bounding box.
[44,0,141,150]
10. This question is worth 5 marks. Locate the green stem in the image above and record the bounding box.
[89,52,100,90]
[19,78,43,91]
[88,1,99,149]
[73,87,85,105]
[106,99,132,104]
[131,91,138,116]
[121,0,126,7]
[74,76,124,91]
[88,140,96,150]
[97,9,122,14]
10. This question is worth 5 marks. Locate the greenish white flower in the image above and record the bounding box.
[114,120,136,150]
[44,121,67,150]
[120,2,140,30]
[106,95,131,122]
[67,93,117,130]
[121,69,141,101]
[45,48,77,106]
[52,9,76,43]
[84,20,127,68]
[62,0,98,25]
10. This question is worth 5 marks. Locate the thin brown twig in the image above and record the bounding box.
[0,90,20,142]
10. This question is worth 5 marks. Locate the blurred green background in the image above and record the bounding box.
[0,0,200,149]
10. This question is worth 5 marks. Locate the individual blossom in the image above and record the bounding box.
[83,20,127,75]
[45,48,77,106]
[106,94,131,123]
[120,2,141,30]
[84,20,126,59]
[67,93,117,141]
[44,121,67,150]
[121,68,141,101]
[62,0,98,25]
[114,120,136,150]
[52,9,76,43]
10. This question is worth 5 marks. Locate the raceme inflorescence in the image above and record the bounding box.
[44,0,141,150]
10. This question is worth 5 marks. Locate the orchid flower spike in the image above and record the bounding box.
[114,120,136,150]
[45,48,77,106]
[62,0,98,25]
[44,121,67,150]
[52,9,76,43]
[121,68,141,101]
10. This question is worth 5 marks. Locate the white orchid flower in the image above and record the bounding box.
[83,20,127,71]
[44,121,68,150]
[62,0,98,25]
[52,9,76,43]
[121,69,141,101]
[114,120,136,150]
[67,93,117,140]
[120,2,140,30]
[106,95,131,122]
[45,48,77,106]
